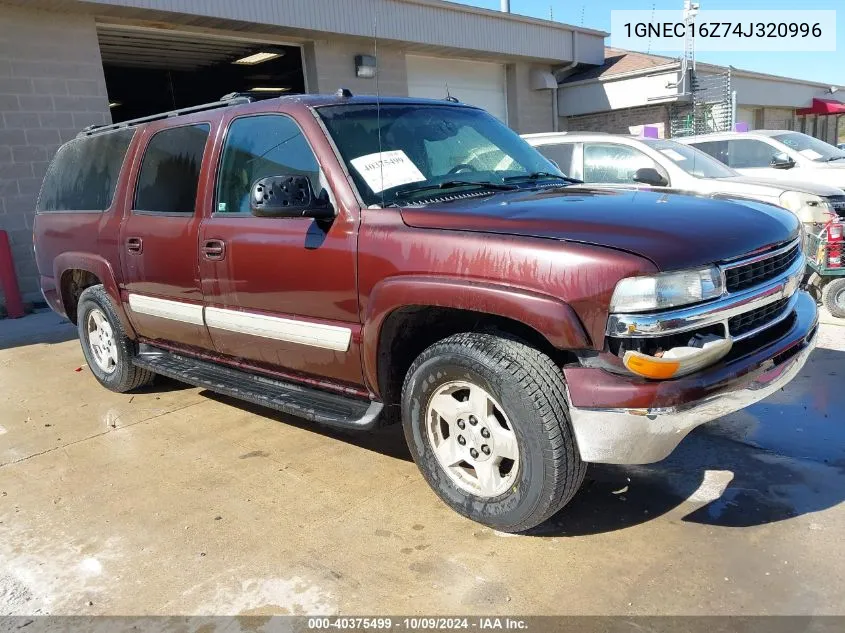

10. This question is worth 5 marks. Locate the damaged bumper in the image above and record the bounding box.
[564,290,818,465]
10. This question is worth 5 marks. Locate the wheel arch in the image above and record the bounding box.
[53,253,135,337]
[362,276,591,418]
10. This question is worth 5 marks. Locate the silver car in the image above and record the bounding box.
[522,132,845,226]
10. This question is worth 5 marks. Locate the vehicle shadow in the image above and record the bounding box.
[0,311,77,350]
[192,344,843,537]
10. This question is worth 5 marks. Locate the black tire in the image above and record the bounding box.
[76,284,155,393]
[401,332,585,533]
[823,278,845,319]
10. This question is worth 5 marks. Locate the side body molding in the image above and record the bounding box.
[361,275,590,397]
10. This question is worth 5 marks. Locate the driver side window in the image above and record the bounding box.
[726,139,778,168]
[215,115,322,214]
[583,143,658,183]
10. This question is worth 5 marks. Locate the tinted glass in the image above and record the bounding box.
[535,143,575,176]
[216,115,321,214]
[727,139,778,169]
[318,104,559,206]
[134,124,210,214]
[37,129,134,212]
[583,143,657,183]
[691,140,729,165]
[642,139,736,178]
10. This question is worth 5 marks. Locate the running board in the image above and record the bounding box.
[133,347,383,430]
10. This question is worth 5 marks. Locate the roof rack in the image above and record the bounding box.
[77,93,254,137]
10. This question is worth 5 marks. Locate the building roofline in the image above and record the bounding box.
[397,0,609,37]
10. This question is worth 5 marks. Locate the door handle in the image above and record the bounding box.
[202,239,226,261]
[126,237,143,253]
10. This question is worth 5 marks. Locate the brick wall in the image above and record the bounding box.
[0,5,111,306]
[562,104,671,138]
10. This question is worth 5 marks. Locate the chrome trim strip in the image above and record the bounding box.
[720,237,800,270]
[606,253,805,338]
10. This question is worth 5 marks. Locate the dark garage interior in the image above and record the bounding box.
[97,25,306,122]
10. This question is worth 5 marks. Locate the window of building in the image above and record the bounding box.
[37,129,135,212]
[215,115,321,214]
[134,124,210,214]
[583,143,658,183]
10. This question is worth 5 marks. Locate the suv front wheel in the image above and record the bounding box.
[401,332,585,533]
[76,285,155,393]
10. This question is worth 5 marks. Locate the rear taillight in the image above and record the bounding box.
[827,223,843,268]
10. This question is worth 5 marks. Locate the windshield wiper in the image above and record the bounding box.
[825,156,845,162]
[503,171,583,184]
[394,179,518,198]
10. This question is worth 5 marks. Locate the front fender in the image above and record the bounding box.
[53,252,136,338]
[361,275,590,397]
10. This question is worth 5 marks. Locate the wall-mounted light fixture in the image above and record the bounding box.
[355,55,377,79]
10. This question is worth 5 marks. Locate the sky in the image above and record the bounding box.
[454,0,845,86]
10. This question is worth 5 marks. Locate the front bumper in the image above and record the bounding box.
[565,290,818,464]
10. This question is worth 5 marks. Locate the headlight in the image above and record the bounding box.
[610,267,724,313]
[779,191,833,224]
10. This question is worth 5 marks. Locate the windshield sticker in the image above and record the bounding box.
[659,149,686,162]
[798,149,823,160]
[350,150,425,193]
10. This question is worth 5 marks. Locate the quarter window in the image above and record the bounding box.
[37,129,134,212]
[134,124,210,214]
[215,115,321,214]
[583,143,659,183]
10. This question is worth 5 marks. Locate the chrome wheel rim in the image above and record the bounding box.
[86,308,118,374]
[425,380,520,498]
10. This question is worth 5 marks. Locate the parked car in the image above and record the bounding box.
[33,94,817,532]
[522,132,845,226]
[676,130,845,190]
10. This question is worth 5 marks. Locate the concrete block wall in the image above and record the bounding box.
[561,104,670,138]
[307,37,408,97]
[0,4,111,306]
[505,63,555,134]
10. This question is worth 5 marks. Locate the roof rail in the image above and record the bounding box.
[77,93,254,137]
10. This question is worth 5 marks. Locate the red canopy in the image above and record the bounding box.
[796,98,845,115]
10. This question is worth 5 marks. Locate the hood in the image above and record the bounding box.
[399,187,800,271]
[725,176,845,197]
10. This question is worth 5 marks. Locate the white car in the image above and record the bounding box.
[522,132,845,225]
[675,130,845,190]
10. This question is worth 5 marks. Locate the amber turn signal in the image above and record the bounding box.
[623,353,681,379]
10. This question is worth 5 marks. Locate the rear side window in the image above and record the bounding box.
[134,124,210,214]
[37,129,134,212]
[690,140,729,165]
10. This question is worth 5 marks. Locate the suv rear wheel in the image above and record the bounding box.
[77,285,154,393]
[401,332,585,533]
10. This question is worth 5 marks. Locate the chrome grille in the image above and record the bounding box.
[728,297,789,337]
[724,242,800,293]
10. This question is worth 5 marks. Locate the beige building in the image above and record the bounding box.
[0,0,606,307]
[557,47,845,144]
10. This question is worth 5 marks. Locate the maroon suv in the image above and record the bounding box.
[33,93,817,532]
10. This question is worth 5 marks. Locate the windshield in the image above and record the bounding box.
[317,104,562,206]
[642,138,737,178]
[772,132,845,162]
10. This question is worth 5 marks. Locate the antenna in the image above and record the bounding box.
[374,17,385,208]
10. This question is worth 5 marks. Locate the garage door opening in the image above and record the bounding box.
[97,25,306,123]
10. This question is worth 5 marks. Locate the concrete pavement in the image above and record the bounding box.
[1,310,843,616]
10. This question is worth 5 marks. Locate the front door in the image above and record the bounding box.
[198,112,362,387]
[119,120,215,350]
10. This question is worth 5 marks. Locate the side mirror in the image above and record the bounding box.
[250,175,334,219]
[770,152,795,170]
[633,167,669,187]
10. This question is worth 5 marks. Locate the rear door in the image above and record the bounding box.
[197,110,362,386]
[119,119,215,350]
